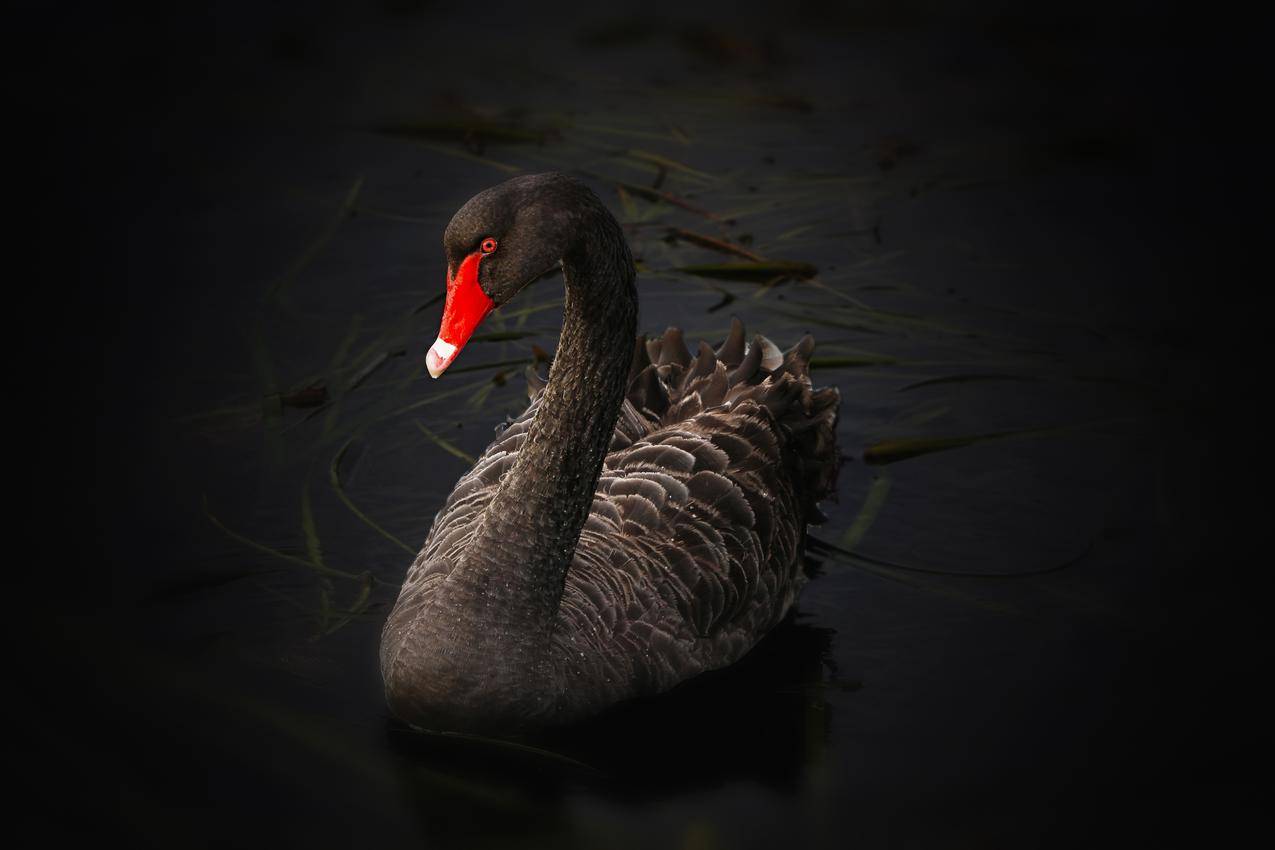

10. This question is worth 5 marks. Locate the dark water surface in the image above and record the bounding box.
[26,2,1266,847]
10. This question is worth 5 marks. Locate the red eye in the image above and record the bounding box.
[480,237,498,254]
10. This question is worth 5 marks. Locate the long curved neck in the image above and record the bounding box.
[435,208,636,683]
[476,222,637,586]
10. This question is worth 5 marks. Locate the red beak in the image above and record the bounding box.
[427,251,494,378]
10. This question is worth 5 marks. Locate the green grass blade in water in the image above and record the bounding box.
[863,425,1064,465]
[840,474,892,551]
[329,439,415,554]
[676,260,818,283]
[810,355,899,369]
[623,149,717,182]
[203,495,361,580]
[415,421,478,465]
[301,486,325,571]
[899,373,1043,392]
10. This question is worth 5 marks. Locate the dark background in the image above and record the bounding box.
[17,1,1268,847]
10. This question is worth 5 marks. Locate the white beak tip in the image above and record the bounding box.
[426,338,457,379]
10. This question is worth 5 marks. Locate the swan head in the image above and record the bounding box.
[426,172,598,378]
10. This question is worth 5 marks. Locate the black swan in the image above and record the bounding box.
[380,173,840,731]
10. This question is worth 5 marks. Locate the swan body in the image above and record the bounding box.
[380,174,839,731]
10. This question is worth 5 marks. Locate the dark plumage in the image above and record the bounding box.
[380,173,840,732]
